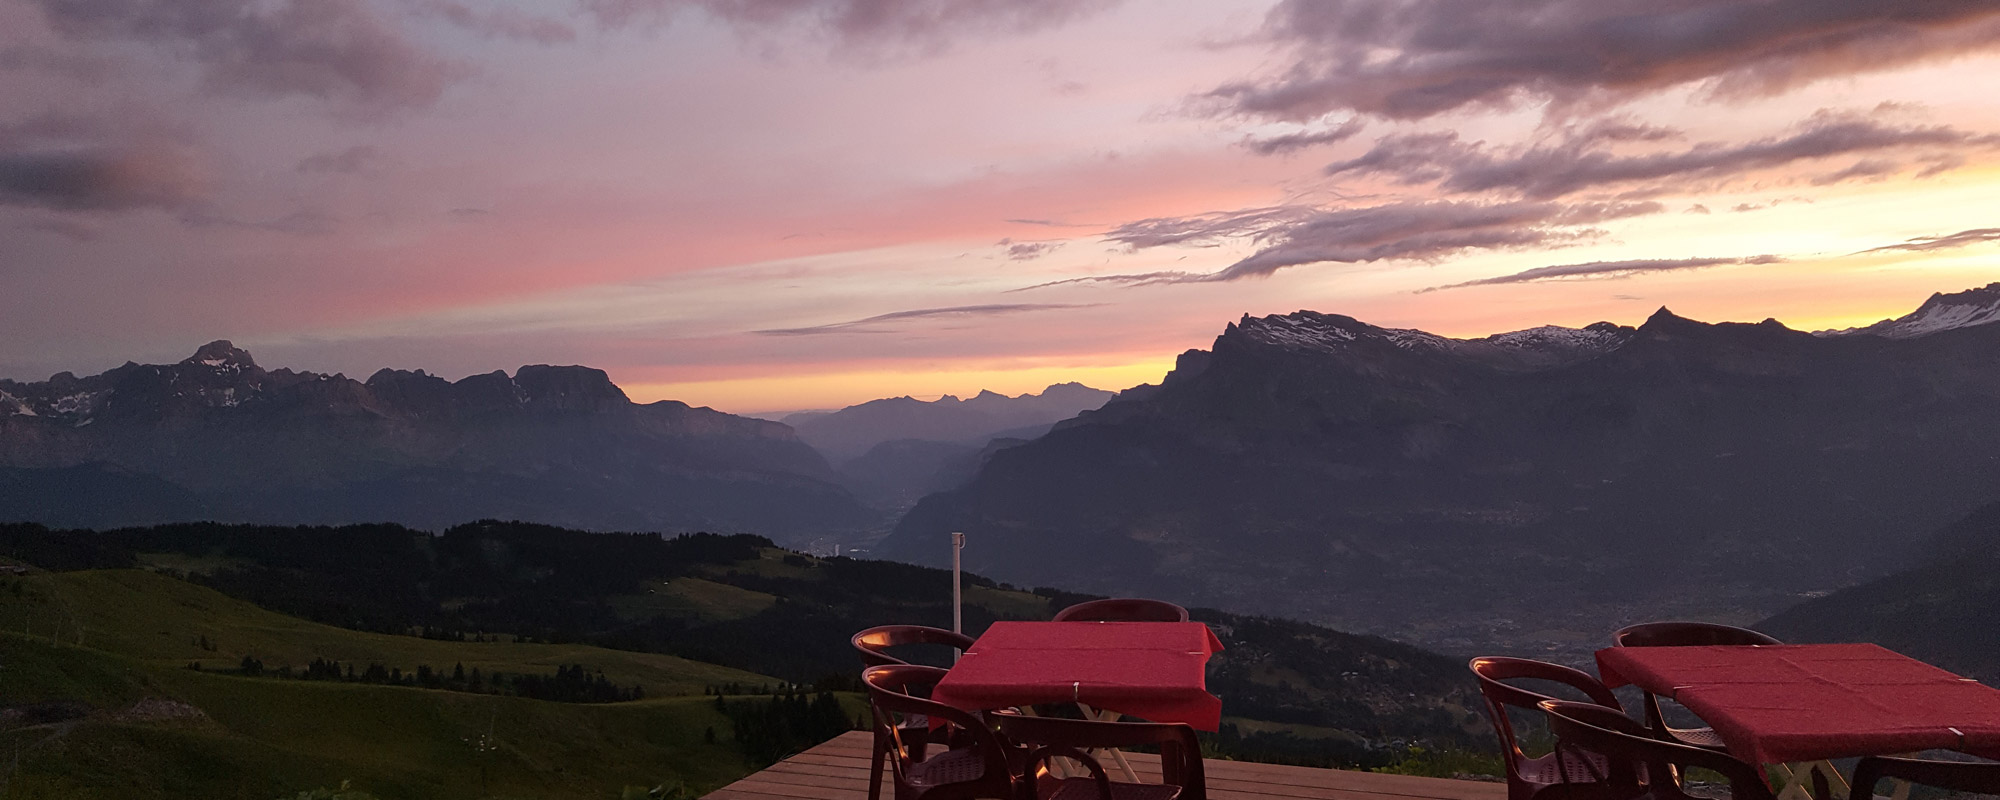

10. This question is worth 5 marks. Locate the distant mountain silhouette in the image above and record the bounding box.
[879,284,2000,657]
[779,383,1113,511]
[1761,498,2000,681]
[0,343,875,541]
[785,383,1114,462]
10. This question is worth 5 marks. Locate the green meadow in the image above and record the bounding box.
[0,569,789,800]
[0,569,768,693]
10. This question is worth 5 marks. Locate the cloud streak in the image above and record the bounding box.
[1324,110,2000,200]
[1100,199,1662,282]
[1208,0,2000,121]
[1007,271,1201,292]
[28,0,455,115]
[755,303,1095,335]
[1856,227,2000,254]
[1417,255,1785,293]
[582,0,1120,56]
[297,145,387,175]
[1242,118,1365,156]
[998,239,1062,260]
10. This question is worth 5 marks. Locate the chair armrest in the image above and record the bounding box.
[1025,746,1112,800]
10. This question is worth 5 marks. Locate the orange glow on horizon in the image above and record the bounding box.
[622,356,1177,416]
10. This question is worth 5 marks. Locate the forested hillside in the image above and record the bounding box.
[0,520,1486,767]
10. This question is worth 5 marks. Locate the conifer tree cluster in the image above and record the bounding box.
[225,657,643,703]
[712,689,852,765]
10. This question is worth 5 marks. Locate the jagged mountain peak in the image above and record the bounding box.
[181,340,257,371]
[1220,310,1632,371]
[1639,306,1699,328]
[1227,310,1451,354]
[1831,282,2000,339]
[514,364,629,411]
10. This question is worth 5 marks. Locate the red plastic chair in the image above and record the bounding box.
[1610,622,1780,751]
[1539,700,1773,800]
[1852,756,2000,800]
[1051,599,1188,623]
[855,627,982,800]
[1469,657,1635,800]
[994,712,1204,800]
[854,625,978,667]
[865,664,1022,800]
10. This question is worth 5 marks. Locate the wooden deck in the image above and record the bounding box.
[704,731,1507,800]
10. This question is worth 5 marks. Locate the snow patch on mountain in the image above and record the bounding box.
[1234,312,1458,354]
[1820,283,2000,339]
[1236,312,1624,365]
[54,392,101,416]
[0,389,32,416]
[1481,325,1625,351]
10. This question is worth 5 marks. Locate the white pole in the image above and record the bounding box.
[951,532,965,661]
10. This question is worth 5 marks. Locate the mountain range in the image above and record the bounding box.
[783,383,1113,461]
[782,383,1114,510]
[0,342,874,541]
[879,283,2000,658]
[1761,498,2000,681]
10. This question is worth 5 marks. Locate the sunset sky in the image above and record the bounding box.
[4,0,1999,413]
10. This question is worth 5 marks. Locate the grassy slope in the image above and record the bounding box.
[0,634,757,800]
[0,568,808,799]
[0,569,769,693]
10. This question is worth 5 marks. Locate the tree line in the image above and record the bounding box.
[712,689,854,766]
[207,657,644,703]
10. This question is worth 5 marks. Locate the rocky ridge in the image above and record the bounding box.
[0,343,872,539]
[882,284,2000,659]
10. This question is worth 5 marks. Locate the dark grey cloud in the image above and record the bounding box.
[28,0,454,115]
[0,112,208,212]
[0,45,118,82]
[1208,0,2000,121]
[1102,199,1662,282]
[1242,118,1365,156]
[581,0,1120,55]
[20,218,103,242]
[1323,111,2000,200]
[297,145,387,175]
[178,208,338,235]
[0,146,206,212]
[1417,255,1785,293]
[997,239,1062,260]
[424,1,577,44]
[755,303,1095,335]
[1007,271,1200,292]
[1857,227,2000,254]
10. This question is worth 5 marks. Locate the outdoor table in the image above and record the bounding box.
[1596,643,2000,800]
[933,620,1225,781]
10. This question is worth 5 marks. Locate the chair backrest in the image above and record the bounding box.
[1538,700,1774,800]
[994,713,1204,800]
[1852,756,2000,800]
[1611,622,1780,648]
[1469,657,1622,759]
[854,625,978,668]
[862,664,1014,790]
[1051,598,1189,623]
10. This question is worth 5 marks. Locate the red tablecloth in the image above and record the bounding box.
[1595,643,2000,764]
[932,621,1225,731]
